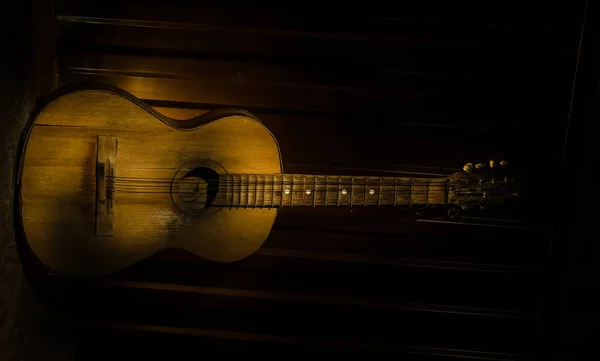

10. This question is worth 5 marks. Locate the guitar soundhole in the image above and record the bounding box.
[181,167,219,208]
[171,159,225,215]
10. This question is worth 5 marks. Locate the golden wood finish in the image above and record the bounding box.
[17,87,514,277]
[19,89,282,276]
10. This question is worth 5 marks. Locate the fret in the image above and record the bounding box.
[238,174,244,208]
[260,174,265,208]
[378,178,382,206]
[232,174,241,209]
[254,174,258,208]
[409,179,414,207]
[238,174,243,209]
[425,178,430,206]
[228,174,233,209]
[235,174,241,208]
[250,174,253,207]
[282,175,287,207]
[259,174,264,208]
[247,174,251,208]
[250,174,254,208]
[235,174,240,209]
[247,174,253,208]
[336,176,341,207]
[393,178,398,207]
[312,176,317,207]
[271,174,275,208]
[230,174,235,209]
[227,174,232,209]
[248,174,252,208]
[280,175,285,207]
[324,177,328,207]
[258,174,262,208]
[363,178,368,206]
[240,174,243,208]
[259,174,263,208]
[301,175,306,206]
[290,175,295,207]
[350,177,354,207]
[238,174,242,208]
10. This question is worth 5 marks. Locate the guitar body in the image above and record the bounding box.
[16,86,515,277]
[16,86,282,276]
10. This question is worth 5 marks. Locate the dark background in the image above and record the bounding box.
[0,1,593,360]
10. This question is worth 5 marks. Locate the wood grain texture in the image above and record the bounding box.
[19,89,282,276]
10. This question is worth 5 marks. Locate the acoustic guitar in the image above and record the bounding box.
[15,85,518,277]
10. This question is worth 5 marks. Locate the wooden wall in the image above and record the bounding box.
[23,1,586,359]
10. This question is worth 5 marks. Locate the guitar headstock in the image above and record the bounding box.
[448,160,519,210]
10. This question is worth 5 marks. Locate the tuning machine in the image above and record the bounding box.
[462,162,474,173]
[451,158,517,211]
[489,159,510,169]
[464,160,507,173]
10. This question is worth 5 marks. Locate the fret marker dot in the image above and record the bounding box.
[284,189,290,195]
[369,189,375,195]
[305,189,311,195]
[341,189,347,195]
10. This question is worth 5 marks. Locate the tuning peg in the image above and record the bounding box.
[475,163,487,170]
[463,163,474,173]
[500,160,509,167]
[489,160,496,168]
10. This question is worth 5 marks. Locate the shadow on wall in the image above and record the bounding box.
[0,1,71,361]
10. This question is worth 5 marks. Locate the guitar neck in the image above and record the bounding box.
[215,174,450,208]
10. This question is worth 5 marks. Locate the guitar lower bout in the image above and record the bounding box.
[18,86,282,277]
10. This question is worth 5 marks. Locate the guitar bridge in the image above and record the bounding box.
[96,135,118,236]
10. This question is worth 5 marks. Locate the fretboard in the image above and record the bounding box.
[213,174,450,208]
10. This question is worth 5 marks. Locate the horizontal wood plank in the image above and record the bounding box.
[77,322,534,360]
[64,283,541,353]
[57,0,584,30]
[32,1,585,359]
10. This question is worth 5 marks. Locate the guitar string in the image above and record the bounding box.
[105,175,464,181]
[108,185,450,192]
[109,185,447,194]
[108,181,449,188]
[109,181,446,188]
[106,178,450,195]
[105,170,508,181]
[110,188,447,194]
[112,189,445,193]
[104,174,499,185]
[105,177,452,186]
[105,177,455,185]
[103,175,462,199]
